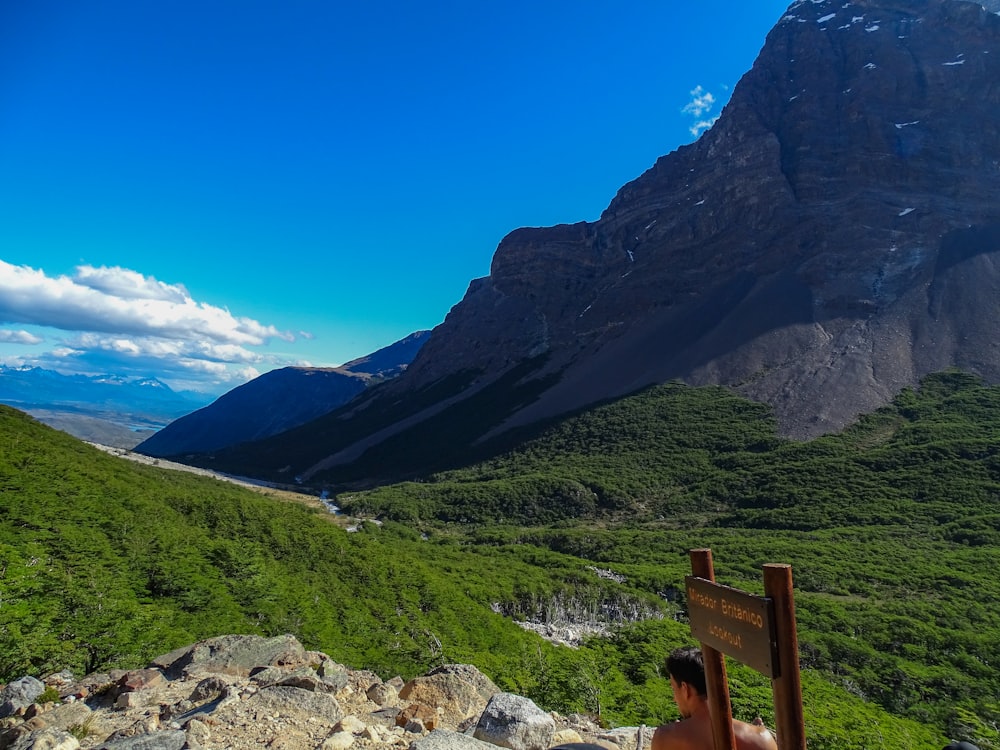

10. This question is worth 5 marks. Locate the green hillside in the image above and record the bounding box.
[4,371,998,747]
[338,371,1000,747]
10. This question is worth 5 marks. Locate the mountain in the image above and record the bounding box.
[186,0,1000,483]
[0,366,211,448]
[135,330,429,458]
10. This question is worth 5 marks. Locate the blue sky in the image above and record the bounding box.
[0,0,791,395]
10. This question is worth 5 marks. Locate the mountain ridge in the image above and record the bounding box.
[0,365,212,448]
[136,330,430,458]
[402,0,1000,442]
[180,0,1000,483]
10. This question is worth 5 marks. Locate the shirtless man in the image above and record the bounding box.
[652,646,778,750]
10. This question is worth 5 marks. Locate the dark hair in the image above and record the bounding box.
[666,646,707,697]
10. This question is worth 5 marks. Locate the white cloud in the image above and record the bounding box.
[0,260,303,393]
[0,329,43,345]
[682,86,716,118]
[690,116,720,137]
[74,265,190,303]
[0,260,293,347]
[681,85,722,139]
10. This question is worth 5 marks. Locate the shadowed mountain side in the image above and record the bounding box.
[136,331,429,457]
[178,359,559,486]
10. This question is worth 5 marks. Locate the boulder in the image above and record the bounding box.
[40,674,74,694]
[599,726,649,749]
[399,664,498,727]
[333,716,366,735]
[314,658,350,692]
[423,666,498,698]
[18,702,91,735]
[151,635,306,678]
[396,704,438,732]
[7,728,79,750]
[365,682,397,706]
[188,676,231,703]
[0,678,44,719]
[473,693,555,750]
[319,731,354,750]
[117,670,165,695]
[409,729,496,750]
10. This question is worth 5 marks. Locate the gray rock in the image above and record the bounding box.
[423,666,498,699]
[147,646,192,675]
[152,635,306,678]
[97,730,187,750]
[320,731,354,750]
[188,676,229,703]
[366,682,397,705]
[600,726,651,749]
[238,686,342,722]
[18,701,92,734]
[0,677,45,719]
[314,658,349,692]
[248,666,284,684]
[7,728,80,750]
[409,729,495,750]
[473,693,554,750]
[183,720,210,747]
[253,666,337,693]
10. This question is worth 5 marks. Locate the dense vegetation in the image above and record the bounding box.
[339,371,1000,748]
[3,371,999,747]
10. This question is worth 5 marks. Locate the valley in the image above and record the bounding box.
[3,371,999,748]
[5,2,1000,750]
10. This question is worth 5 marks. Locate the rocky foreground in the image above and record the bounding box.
[0,634,652,750]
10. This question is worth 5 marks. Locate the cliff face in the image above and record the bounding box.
[402,0,1000,439]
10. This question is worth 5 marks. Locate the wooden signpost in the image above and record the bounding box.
[687,548,806,750]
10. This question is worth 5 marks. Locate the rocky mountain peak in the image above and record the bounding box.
[191,0,1000,482]
[395,0,1000,440]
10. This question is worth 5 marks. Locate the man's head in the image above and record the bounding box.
[666,646,708,695]
[666,646,707,717]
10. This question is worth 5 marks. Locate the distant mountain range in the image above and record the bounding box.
[135,331,429,458]
[2,331,428,451]
[0,366,213,448]
[164,0,1000,487]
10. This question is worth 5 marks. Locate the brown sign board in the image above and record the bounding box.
[685,575,778,678]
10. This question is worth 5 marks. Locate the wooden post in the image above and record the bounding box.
[764,563,807,749]
[689,549,738,750]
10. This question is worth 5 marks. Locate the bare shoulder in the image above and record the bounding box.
[651,721,696,750]
[734,719,778,750]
